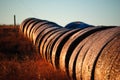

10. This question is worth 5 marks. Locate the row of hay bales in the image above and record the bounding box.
[20,18,120,80]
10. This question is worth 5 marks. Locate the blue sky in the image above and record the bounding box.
[0,0,120,26]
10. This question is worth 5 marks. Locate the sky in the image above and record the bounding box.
[0,0,120,26]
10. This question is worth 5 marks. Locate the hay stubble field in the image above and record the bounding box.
[0,25,69,80]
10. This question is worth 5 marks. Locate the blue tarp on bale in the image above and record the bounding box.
[65,21,94,29]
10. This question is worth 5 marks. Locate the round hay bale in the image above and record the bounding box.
[81,27,120,80]
[29,21,48,41]
[94,32,120,80]
[51,28,81,68]
[42,28,69,59]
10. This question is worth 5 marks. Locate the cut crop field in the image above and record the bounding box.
[0,25,69,80]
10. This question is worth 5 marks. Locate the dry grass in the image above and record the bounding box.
[0,25,69,80]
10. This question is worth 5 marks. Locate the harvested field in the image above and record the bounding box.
[0,25,69,80]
